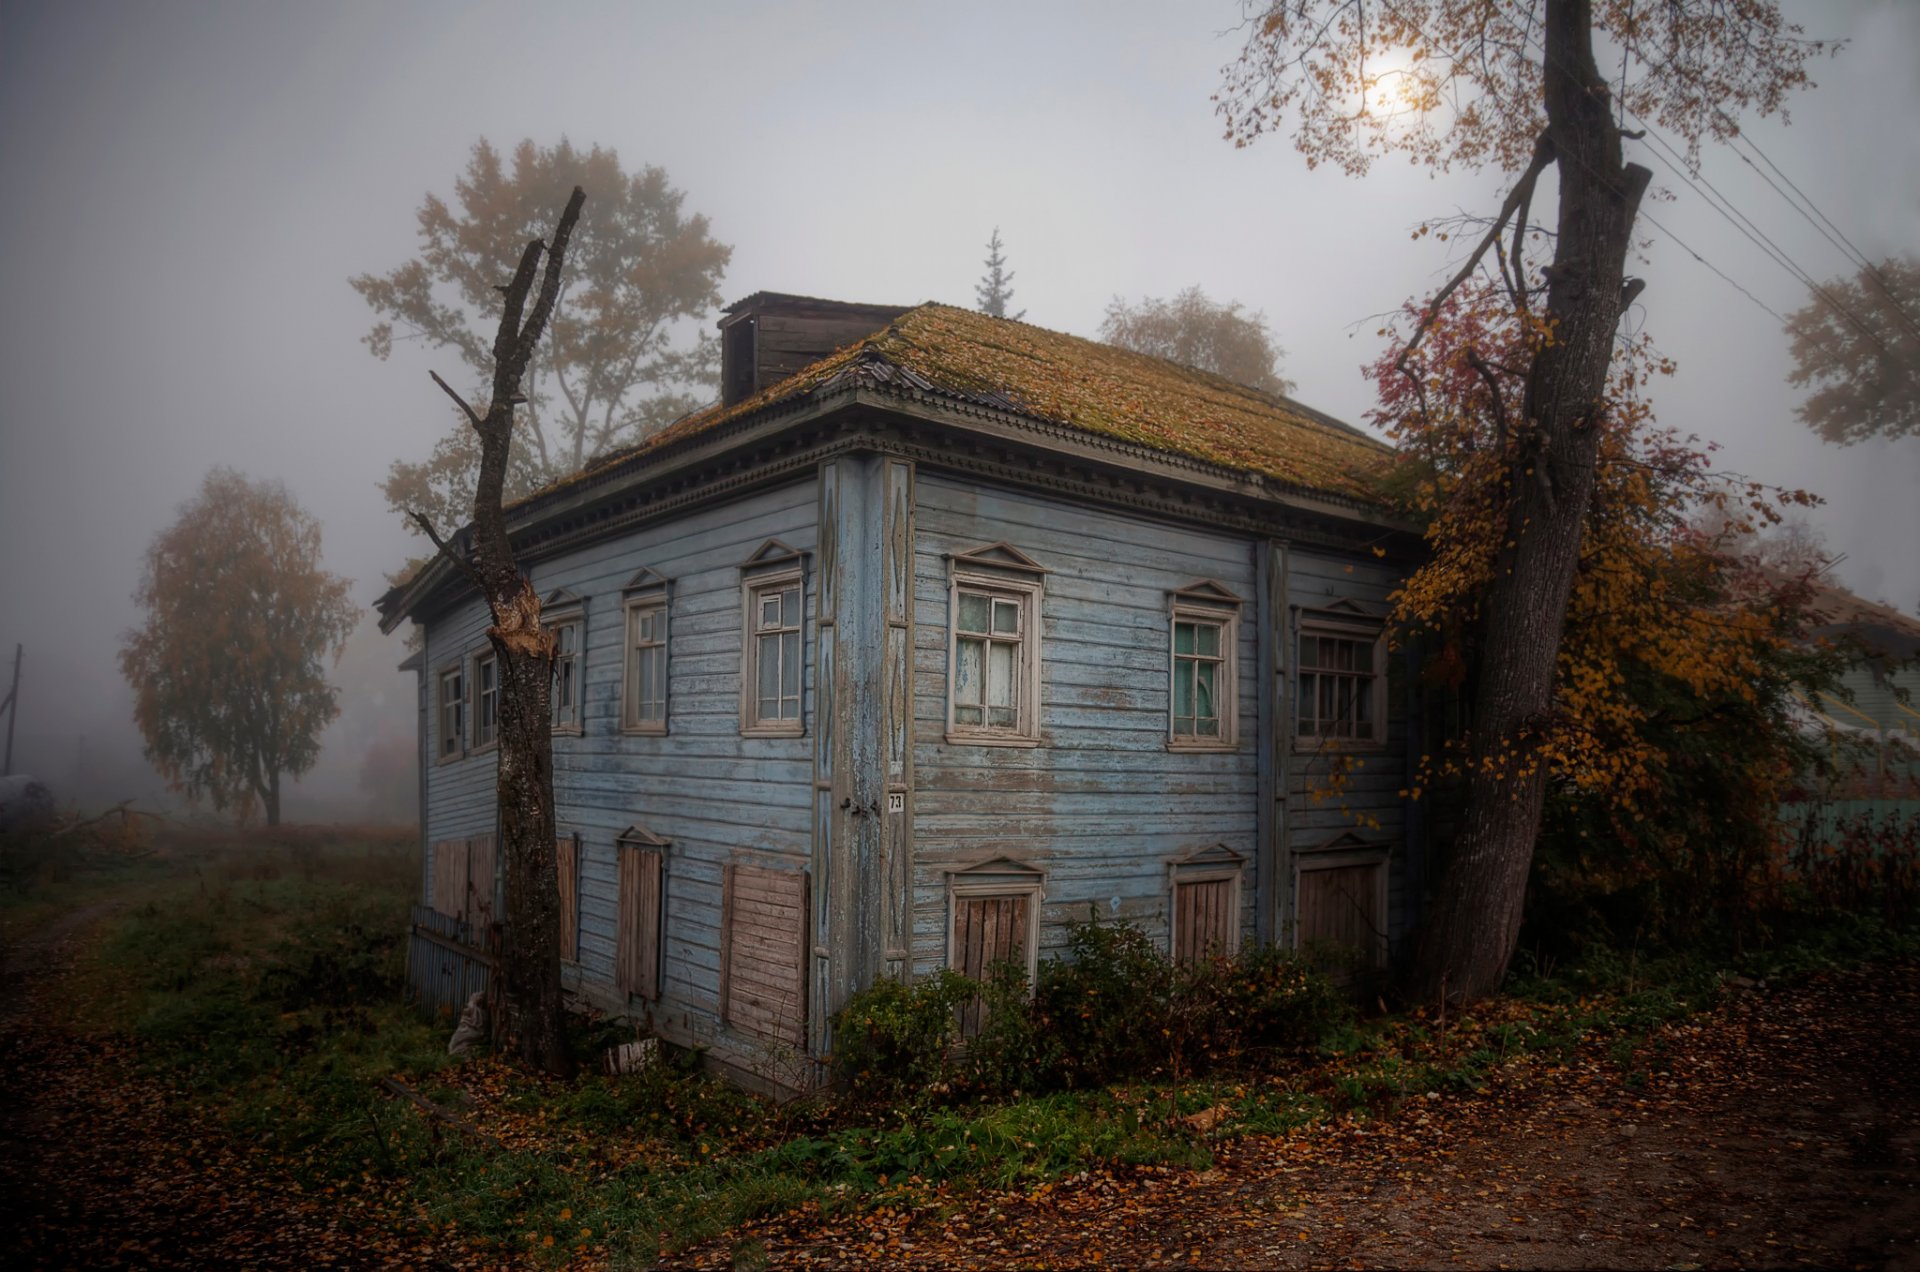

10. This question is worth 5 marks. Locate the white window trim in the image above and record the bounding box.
[1167,601,1240,752]
[547,608,585,737]
[1295,615,1388,751]
[1292,847,1390,969]
[945,569,1044,747]
[471,649,499,752]
[621,596,669,736]
[740,568,806,737]
[945,875,1044,986]
[435,661,466,764]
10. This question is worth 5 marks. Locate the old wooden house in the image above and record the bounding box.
[379,293,1427,1082]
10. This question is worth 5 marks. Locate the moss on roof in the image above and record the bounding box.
[543,303,1395,508]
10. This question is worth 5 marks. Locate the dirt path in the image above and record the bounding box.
[672,966,1920,1271]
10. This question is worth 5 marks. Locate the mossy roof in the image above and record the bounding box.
[543,303,1394,510]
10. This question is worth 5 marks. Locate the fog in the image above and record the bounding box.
[1,1,1914,815]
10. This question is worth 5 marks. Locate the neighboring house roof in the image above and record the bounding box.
[533,302,1394,511]
[1753,565,1920,664]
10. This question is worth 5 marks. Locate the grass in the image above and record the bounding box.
[22,824,1920,1265]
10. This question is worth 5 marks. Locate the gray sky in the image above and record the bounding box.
[1,0,1915,806]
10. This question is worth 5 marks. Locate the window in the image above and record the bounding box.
[1169,844,1245,963]
[623,600,668,732]
[1295,838,1389,975]
[720,861,807,1044]
[742,573,804,735]
[436,665,465,761]
[473,651,499,748]
[1168,582,1242,750]
[946,857,1044,1035]
[1297,618,1386,744]
[945,543,1046,745]
[616,825,669,1000]
[550,614,583,733]
[556,833,581,964]
[430,834,496,929]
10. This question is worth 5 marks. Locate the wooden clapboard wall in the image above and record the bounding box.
[556,835,580,964]
[720,863,808,1046]
[615,844,664,1000]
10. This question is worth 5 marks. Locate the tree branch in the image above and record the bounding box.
[408,509,486,593]
[1395,133,1555,377]
[1466,348,1511,452]
[429,371,484,430]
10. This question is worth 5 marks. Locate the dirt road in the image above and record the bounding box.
[672,965,1920,1271]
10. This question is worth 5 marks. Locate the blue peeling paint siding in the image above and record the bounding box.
[418,477,818,1067]
[908,474,1271,975]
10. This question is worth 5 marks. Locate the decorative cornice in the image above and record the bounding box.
[386,394,1417,629]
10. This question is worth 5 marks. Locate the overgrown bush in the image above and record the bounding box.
[830,915,1348,1104]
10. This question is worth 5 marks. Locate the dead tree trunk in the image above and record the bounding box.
[417,186,585,1075]
[1407,0,1652,1005]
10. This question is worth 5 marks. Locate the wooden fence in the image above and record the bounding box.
[405,903,493,1019]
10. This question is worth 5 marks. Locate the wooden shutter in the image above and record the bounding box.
[616,845,664,1000]
[952,894,1029,982]
[466,834,496,930]
[556,835,579,963]
[1298,862,1384,968]
[430,839,468,920]
[720,863,808,1046]
[1173,878,1236,964]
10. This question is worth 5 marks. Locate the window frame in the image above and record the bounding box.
[1292,842,1391,971]
[435,661,466,763]
[1167,582,1243,752]
[472,649,499,751]
[944,859,1045,989]
[621,595,669,736]
[546,596,585,737]
[740,567,806,737]
[1168,845,1246,962]
[945,558,1044,748]
[1295,614,1388,750]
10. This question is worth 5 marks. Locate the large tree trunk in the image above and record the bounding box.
[419,187,585,1075]
[1407,0,1651,1004]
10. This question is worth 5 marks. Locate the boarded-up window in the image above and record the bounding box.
[429,835,496,931]
[1297,859,1386,969]
[951,893,1032,1036]
[720,863,808,1046]
[556,834,580,964]
[1172,878,1238,963]
[616,843,664,1000]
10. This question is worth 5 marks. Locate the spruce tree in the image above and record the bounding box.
[975,227,1023,320]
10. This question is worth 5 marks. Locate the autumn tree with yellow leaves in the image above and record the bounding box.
[120,469,359,827]
[1369,288,1831,946]
[1221,0,1833,1003]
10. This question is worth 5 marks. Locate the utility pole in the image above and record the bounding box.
[2,644,19,774]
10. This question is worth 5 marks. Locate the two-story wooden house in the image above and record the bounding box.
[378,292,1428,1083]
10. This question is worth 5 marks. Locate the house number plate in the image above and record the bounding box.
[886,793,906,814]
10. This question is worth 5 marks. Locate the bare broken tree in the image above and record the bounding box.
[413,186,585,1076]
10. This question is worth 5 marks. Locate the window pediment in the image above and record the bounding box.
[948,541,1046,579]
[946,855,1045,887]
[624,566,671,596]
[740,538,806,575]
[544,586,584,610]
[1170,579,1244,609]
[617,823,671,850]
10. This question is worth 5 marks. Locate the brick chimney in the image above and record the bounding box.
[719,292,912,406]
